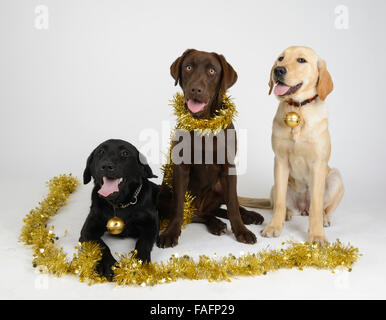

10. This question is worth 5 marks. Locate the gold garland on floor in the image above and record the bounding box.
[20,174,361,287]
[160,92,237,229]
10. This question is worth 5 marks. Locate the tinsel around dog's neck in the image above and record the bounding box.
[171,92,237,135]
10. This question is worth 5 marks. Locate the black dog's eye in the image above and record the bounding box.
[278,56,284,62]
[121,150,130,158]
[297,58,307,63]
[97,149,105,156]
[186,65,192,71]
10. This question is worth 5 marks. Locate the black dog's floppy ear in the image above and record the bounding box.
[170,49,196,86]
[138,151,157,179]
[214,53,238,95]
[83,151,94,184]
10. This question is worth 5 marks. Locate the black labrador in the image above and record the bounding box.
[80,139,160,280]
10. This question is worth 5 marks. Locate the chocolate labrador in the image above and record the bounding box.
[80,139,160,280]
[157,49,264,248]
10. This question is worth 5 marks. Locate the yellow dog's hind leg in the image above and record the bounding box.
[323,168,344,227]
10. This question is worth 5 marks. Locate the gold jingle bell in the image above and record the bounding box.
[284,112,301,128]
[106,217,125,235]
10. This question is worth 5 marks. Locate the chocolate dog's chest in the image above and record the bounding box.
[186,133,229,163]
[185,131,231,196]
[188,164,222,194]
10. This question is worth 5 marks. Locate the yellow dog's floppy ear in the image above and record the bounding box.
[268,63,275,95]
[317,59,334,100]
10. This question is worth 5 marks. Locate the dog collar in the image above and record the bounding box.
[111,183,143,209]
[287,94,318,107]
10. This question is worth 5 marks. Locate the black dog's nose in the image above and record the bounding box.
[100,162,115,172]
[274,66,287,78]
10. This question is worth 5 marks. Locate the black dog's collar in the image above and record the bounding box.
[287,94,318,107]
[110,183,143,209]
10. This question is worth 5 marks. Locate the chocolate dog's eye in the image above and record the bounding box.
[186,65,192,71]
[278,56,284,62]
[297,58,307,63]
[209,68,216,75]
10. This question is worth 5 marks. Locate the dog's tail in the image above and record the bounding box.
[238,197,273,209]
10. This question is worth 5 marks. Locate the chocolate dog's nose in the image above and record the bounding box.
[190,86,202,94]
[274,66,287,78]
[100,162,116,172]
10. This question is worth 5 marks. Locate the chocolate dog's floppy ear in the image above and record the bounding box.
[214,53,238,95]
[83,151,94,184]
[317,58,334,101]
[137,151,157,179]
[170,49,196,86]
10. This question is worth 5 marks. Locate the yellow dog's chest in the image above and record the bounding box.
[273,120,327,183]
[274,137,316,182]
[273,126,320,157]
[273,102,328,157]
[272,102,330,184]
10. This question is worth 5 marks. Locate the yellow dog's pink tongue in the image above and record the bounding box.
[274,83,291,96]
[98,177,120,197]
[187,99,206,113]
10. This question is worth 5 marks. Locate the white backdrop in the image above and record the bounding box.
[1,0,386,299]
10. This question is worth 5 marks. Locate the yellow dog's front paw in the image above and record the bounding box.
[308,233,328,245]
[260,225,282,238]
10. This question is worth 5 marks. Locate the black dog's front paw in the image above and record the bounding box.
[136,251,151,263]
[96,255,117,281]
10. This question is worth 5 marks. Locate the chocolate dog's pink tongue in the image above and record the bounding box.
[98,177,120,197]
[274,83,291,96]
[187,99,206,113]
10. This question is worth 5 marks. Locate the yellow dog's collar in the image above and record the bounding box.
[287,94,319,107]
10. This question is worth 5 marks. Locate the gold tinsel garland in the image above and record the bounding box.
[171,92,237,135]
[159,93,237,229]
[20,174,361,287]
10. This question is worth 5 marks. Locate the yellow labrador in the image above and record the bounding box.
[240,46,344,244]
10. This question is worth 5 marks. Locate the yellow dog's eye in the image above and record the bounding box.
[297,58,307,63]
[278,56,284,62]
[186,65,192,71]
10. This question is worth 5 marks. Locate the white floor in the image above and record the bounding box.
[1,0,386,302]
[0,177,385,300]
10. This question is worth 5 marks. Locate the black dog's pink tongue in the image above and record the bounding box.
[98,177,120,197]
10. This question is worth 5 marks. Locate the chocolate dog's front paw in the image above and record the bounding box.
[241,210,264,225]
[234,227,257,244]
[96,256,117,281]
[157,230,180,248]
[207,217,227,235]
